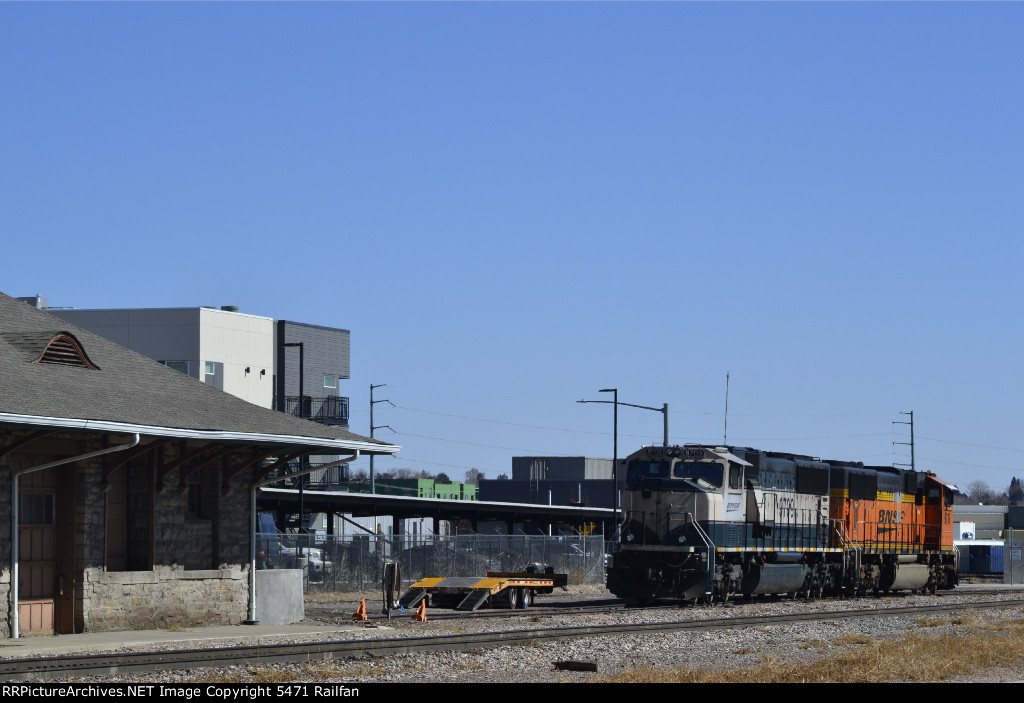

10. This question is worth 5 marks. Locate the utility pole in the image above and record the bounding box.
[369,384,393,494]
[283,342,305,556]
[893,410,915,471]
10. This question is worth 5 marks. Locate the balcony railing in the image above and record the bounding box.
[266,461,350,491]
[275,395,349,427]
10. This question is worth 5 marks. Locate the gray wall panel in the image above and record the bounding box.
[275,320,351,400]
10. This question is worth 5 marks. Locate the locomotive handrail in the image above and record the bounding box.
[831,518,860,550]
[685,513,715,596]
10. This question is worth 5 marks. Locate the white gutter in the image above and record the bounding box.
[11,433,140,638]
[0,413,400,455]
[245,451,359,625]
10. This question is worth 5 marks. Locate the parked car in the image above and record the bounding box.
[279,545,332,580]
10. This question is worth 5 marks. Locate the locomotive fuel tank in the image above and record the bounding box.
[883,563,930,592]
[741,564,808,596]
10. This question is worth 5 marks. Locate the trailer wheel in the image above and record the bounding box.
[506,586,520,610]
[521,588,533,609]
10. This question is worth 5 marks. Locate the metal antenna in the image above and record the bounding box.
[724,371,730,445]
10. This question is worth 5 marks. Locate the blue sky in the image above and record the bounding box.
[2,2,1022,492]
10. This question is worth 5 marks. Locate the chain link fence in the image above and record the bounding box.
[261,533,609,593]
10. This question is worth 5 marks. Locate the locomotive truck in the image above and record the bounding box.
[606,444,958,603]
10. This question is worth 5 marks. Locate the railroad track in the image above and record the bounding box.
[3,595,1023,681]
[307,585,1024,623]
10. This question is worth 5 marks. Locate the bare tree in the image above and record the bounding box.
[464,468,484,485]
[966,480,993,505]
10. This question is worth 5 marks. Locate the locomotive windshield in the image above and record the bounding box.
[626,460,669,484]
[672,461,723,489]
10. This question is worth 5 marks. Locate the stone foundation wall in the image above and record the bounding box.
[81,566,248,632]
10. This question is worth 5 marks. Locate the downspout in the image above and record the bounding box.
[246,451,359,625]
[11,433,140,639]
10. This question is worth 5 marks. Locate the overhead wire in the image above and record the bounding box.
[357,390,1024,478]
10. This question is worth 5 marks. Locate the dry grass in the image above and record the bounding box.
[592,615,1024,683]
[831,633,873,646]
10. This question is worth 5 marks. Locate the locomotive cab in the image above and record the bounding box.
[621,446,751,549]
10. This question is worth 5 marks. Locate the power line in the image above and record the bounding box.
[918,436,1024,453]
[393,404,647,437]
[394,431,578,456]
[916,456,1023,473]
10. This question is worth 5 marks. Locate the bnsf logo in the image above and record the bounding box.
[879,509,904,524]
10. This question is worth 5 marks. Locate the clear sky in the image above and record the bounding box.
[2,2,1022,494]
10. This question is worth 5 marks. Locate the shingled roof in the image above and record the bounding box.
[0,292,399,455]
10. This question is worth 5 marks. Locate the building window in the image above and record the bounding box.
[204,361,215,376]
[187,470,210,520]
[162,361,189,375]
[324,374,337,389]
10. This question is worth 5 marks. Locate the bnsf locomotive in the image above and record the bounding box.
[606,444,958,603]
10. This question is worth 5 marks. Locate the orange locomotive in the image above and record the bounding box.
[827,460,957,593]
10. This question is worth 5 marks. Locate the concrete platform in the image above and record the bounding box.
[0,621,373,660]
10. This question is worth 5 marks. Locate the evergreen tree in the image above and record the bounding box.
[1009,477,1024,505]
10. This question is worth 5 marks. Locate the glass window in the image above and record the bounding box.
[627,461,669,484]
[324,374,337,389]
[162,361,189,374]
[19,493,54,525]
[204,361,215,376]
[673,461,724,489]
[729,465,742,489]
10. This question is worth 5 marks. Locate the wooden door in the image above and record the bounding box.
[18,468,56,635]
[18,465,77,635]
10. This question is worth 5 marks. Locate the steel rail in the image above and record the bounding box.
[2,597,1023,681]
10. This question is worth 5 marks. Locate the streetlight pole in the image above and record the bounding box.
[579,393,670,516]
[599,389,617,515]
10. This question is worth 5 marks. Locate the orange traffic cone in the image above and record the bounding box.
[352,598,368,621]
[413,600,427,622]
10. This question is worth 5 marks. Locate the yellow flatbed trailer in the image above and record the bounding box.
[399,571,569,611]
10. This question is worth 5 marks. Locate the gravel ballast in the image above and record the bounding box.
[21,584,1024,684]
